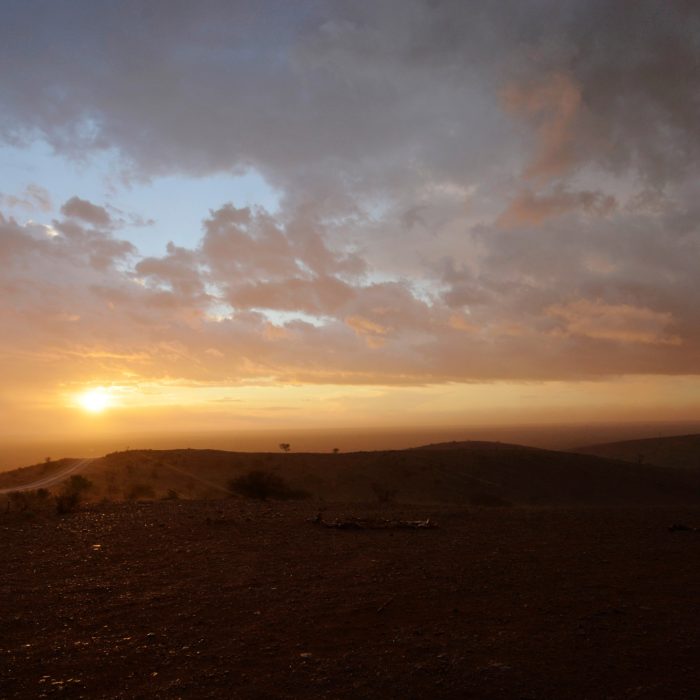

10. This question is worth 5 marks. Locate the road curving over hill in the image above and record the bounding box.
[0,458,93,494]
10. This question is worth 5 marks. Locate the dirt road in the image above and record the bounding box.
[0,458,92,494]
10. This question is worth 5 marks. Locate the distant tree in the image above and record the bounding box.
[332,447,339,454]
[279,443,291,453]
[45,456,51,464]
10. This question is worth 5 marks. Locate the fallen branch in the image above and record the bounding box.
[377,595,396,613]
[309,513,437,530]
[669,523,699,532]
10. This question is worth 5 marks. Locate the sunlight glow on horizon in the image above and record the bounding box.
[77,387,112,414]
[52,374,700,433]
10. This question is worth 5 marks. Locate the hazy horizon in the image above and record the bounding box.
[4,419,700,472]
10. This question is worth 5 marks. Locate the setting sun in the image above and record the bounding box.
[78,388,111,414]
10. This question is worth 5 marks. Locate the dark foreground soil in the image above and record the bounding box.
[2,501,700,699]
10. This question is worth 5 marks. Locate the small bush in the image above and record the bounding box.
[55,475,94,514]
[229,470,308,501]
[7,491,30,513]
[55,492,80,514]
[68,475,93,493]
[3,489,53,515]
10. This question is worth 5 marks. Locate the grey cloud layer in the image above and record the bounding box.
[2,1,698,189]
[1,1,699,387]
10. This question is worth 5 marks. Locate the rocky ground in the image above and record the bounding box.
[2,501,700,699]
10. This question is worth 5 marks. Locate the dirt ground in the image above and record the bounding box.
[2,501,700,699]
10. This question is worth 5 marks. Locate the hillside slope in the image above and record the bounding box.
[577,434,700,471]
[3,442,699,507]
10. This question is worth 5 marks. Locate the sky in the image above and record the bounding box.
[2,1,700,460]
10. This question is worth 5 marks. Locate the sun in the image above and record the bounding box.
[78,387,111,413]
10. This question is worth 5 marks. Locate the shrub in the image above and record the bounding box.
[3,488,52,515]
[8,491,30,512]
[55,475,94,514]
[68,475,93,493]
[228,470,308,501]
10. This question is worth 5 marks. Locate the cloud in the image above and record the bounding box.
[228,276,354,316]
[60,196,112,227]
[135,242,207,304]
[0,183,52,212]
[2,188,699,398]
[200,203,367,315]
[0,1,696,195]
[547,299,682,346]
[497,188,616,228]
[345,315,390,349]
[502,73,582,182]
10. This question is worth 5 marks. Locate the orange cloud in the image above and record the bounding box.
[502,73,581,181]
[448,314,478,333]
[345,315,389,348]
[547,299,682,346]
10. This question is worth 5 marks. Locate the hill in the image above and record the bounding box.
[577,434,700,471]
[3,441,700,506]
